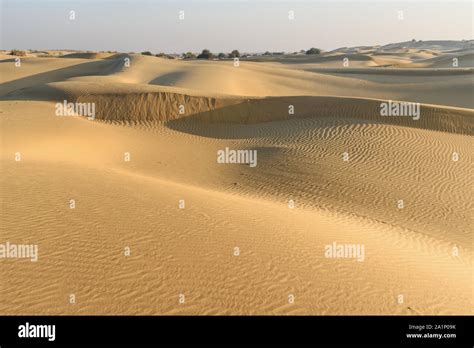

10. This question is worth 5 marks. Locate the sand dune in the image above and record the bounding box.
[2,53,473,108]
[59,52,117,59]
[379,40,472,51]
[1,42,472,315]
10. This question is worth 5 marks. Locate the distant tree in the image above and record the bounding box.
[263,51,271,56]
[182,52,196,59]
[141,51,153,56]
[229,50,240,58]
[197,49,213,59]
[306,47,321,55]
[217,52,227,59]
[10,49,26,56]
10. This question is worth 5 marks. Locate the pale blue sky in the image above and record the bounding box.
[1,0,472,53]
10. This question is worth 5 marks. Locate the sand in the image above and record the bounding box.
[0,42,472,315]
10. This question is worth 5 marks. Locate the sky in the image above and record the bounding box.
[1,0,473,53]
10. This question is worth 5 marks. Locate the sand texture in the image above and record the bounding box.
[1,42,473,314]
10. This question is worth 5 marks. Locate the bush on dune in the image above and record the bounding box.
[228,50,240,58]
[182,52,196,59]
[197,49,213,60]
[306,47,321,55]
[10,49,26,56]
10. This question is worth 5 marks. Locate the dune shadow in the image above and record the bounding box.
[166,116,376,140]
[149,70,188,86]
[165,95,473,137]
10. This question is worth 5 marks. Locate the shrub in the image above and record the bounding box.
[229,50,240,58]
[306,47,321,55]
[182,52,196,59]
[217,52,227,59]
[197,49,213,60]
[10,49,26,56]
[141,51,152,56]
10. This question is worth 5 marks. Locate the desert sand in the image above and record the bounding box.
[0,41,473,314]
